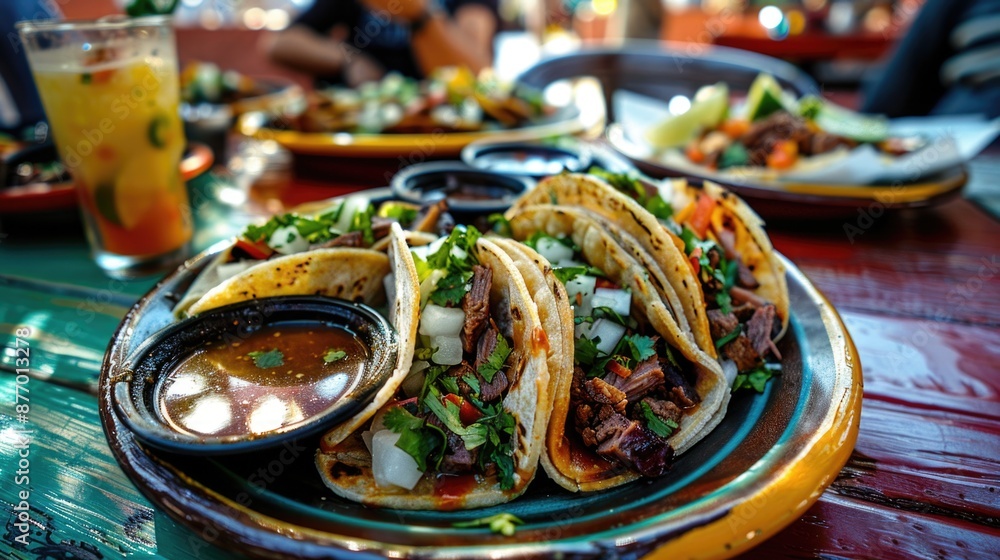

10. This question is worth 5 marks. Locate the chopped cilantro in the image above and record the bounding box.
[716,291,733,315]
[477,333,511,383]
[621,334,657,363]
[588,167,645,200]
[428,226,481,271]
[384,406,446,471]
[439,375,461,395]
[247,348,284,368]
[323,348,347,363]
[592,306,628,327]
[732,365,776,393]
[645,194,674,221]
[453,513,524,536]
[425,386,487,449]
[640,401,679,437]
[378,202,418,224]
[552,265,605,285]
[462,373,481,396]
[429,271,471,307]
[349,203,375,245]
[714,326,742,349]
[413,347,434,361]
[488,213,512,237]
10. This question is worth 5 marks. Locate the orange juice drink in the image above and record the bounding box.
[18,17,192,278]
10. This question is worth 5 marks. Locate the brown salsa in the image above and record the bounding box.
[156,324,367,438]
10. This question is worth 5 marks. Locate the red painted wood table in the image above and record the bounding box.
[0,149,998,558]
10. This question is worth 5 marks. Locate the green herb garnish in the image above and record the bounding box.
[477,333,511,383]
[453,513,524,536]
[323,348,347,363]
[715,326,741,349]
[640,401,679,437]
[247,348,284,368]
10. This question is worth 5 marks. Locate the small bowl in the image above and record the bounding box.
[111,296,397,455]
[460,140,593,178]
[461,139,636,179]
[390,162,534,216]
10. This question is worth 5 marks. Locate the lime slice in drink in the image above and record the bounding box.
[112,157,163,229]
[645,83,730,150]
[94,182,123,227]
[745,73,786,122]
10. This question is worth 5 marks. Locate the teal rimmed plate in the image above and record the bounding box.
[98,248,861,559]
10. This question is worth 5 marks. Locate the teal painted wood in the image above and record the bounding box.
[0,375,239,559]
[0,276,132,393]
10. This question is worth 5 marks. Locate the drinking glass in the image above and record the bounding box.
[17,16,192,278]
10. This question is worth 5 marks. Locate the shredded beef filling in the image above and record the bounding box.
[461,265,492,353]
[570,346,700,477]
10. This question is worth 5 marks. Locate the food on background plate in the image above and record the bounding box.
[645,73,915,174]
[316,226,552,509]
[499,204,727,490]
[180,61,259,105]
[289,68,550,135]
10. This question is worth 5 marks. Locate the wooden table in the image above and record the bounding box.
[1,156,998,558]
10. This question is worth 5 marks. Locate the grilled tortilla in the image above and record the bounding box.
[505,205,728,491]
[315,234,551,509]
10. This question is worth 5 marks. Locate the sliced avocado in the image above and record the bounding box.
[746,74,787,122]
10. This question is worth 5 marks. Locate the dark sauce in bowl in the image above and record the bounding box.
[156,324,367,438]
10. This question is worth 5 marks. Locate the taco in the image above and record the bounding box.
[585,170,789,389]
[174,194,441,316]
[504,204,727,491]
[315,226,551,509]
[183,223,422,453]
[514,172,789,389]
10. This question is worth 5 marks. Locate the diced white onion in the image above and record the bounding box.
[419,304,466,336]
[410,245,430,260]
[536,237,574,264]
[362,430,375,454]
[592,288,631,317]
[565,274,597,317]
[588,319,626,355]
[335,195,370,232]
[431,335,463,365]
[371,430,424,490]
[721,359,738,387]
[557,259,585,268]
[268,225,309,255]
[419,269,447,307]
[575,320,592,340]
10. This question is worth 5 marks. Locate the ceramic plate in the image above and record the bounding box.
[605,123,967,219]
[99,235,861,558]
[241,104,589,159]
[0,143,214,215]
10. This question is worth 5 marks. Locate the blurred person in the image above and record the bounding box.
[0,0,62,135]
[262,0,499,87]
[863,0,1000,118]
[619,0,663,41]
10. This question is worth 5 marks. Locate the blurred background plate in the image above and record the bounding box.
[606,123,968,220]
[98,242,861,559]
[239,103,590,158]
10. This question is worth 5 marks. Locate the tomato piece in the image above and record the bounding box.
[684,142,705,164]
[688,247,702,275]
[720,119,750,139]
[687,193,716,238]
[443,393,483,425]
[766,140,799,169]
[234,238,274,260]
[594,278,620,290]
[607,360,632,379]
